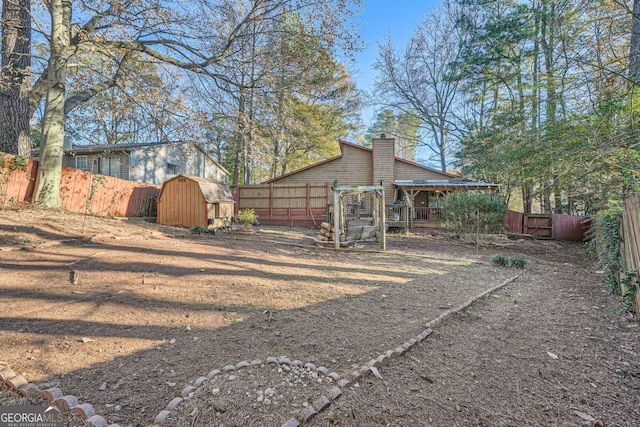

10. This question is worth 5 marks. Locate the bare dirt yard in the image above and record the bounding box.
[0,207,638,427]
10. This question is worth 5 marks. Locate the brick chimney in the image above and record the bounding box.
[372,134,395,204]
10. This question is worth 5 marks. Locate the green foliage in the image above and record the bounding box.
[0,153,28,173]
[586,205,623,294]
[492,254,529,269]
[190,225,215,234]
[440,191,507,235]
[237,208,258,226]
[9,155,28,173]
[620,269,638,312]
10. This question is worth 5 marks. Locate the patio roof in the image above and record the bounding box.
[394,179,499,190]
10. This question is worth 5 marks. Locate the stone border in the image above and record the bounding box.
[150,275,520,427]
[149,356,344,426]
[0,365,120,427]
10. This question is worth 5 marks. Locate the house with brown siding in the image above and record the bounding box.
[259,136,498,228]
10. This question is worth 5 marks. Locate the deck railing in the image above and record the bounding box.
[386,204,407,227]
[414,207,442,221]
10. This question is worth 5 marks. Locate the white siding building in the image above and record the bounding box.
[55,141,228,185]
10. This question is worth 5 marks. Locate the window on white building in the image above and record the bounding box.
[98,156,121,177]
[75,156,88,171]
[167,163,180,175]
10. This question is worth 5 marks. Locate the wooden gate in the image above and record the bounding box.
[524,214,553,239]
[504,210,589,241]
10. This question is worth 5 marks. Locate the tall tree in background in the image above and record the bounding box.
[200,6,361,185]
[0,0,31,156]
[455,0,638,214]
[364,109,421,160]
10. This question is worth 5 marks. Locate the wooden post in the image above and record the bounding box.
[234,186,240,214]
[380,189,386,250]
[269,183,274,220]
[306,183,310,220]
[333,188,340,249]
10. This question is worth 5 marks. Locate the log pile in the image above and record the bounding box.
[316,222,344,242]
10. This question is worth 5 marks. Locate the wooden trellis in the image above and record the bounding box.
[332,183,386,250]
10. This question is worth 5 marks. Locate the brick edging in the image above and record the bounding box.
[0,366,120,427]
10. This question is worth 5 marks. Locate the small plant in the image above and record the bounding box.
[509,257,529,269]
[491,254,509,267]
[492,254,529,269]
[190,225,215,234]
[236,208,258,230]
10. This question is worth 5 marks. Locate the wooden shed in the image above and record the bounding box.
[156,175,234,229]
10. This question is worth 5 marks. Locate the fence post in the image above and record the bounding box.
[235,186,240,214]
[269,183,274,220]
[306,183,310,220]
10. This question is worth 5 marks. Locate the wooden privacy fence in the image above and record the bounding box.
[620,196,640,316]
[504,210,590,241]
[236,183,331,227]
[0,154,38,204]
[1,152,160,217]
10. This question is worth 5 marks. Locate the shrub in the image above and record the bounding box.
[236,208,258,228]
[441,191,507,235]
[491,254,509,267]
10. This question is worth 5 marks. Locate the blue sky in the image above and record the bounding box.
[352,0,442,128]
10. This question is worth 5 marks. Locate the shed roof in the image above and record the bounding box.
[164,175,234,203]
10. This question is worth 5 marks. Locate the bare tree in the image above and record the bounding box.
[33,0,362,207]
[373,3,464,172]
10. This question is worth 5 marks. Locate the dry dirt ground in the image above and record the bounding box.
[0,207,638,427]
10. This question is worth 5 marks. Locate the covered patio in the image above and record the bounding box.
[387,179,500,229]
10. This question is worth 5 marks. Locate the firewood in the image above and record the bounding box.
[320,222,333,231]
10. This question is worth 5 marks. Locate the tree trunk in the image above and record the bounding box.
[34,0,71,207]
[0,0,31,157]
[630,0,640,85]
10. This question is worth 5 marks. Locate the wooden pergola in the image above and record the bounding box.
[332,183,386,250]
